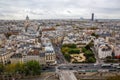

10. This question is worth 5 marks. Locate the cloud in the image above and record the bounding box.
[0,0,120,19]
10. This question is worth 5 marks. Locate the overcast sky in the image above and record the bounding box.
[0,0,120,20]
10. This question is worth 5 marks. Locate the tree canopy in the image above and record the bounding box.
[62,44,77,48]
[24,60,41,76]
[0,64,4,74]
[0,61,41,77]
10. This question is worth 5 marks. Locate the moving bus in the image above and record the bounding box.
[101,64,112,68]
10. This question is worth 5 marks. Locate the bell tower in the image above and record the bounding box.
[24,15,30,32]
[38,26,42,43]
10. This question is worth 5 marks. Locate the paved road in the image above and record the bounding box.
[41,66,56,72]
[58,64,120,72]
[53,44,67,64]
[41,63,120,73]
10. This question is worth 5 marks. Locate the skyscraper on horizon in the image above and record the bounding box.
[91,13,94,21]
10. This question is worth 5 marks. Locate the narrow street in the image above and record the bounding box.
[53,44,67,64]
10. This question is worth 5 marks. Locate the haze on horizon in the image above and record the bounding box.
[0,0,120,20]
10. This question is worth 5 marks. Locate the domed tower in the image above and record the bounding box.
[26,15,29,21]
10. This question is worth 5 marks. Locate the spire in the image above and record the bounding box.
[36,26,42,43]
[24,15,30,32]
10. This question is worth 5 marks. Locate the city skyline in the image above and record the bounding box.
[0,0,120,20]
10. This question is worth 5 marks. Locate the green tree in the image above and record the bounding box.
[62,44,77,48]
[15,63,25,74]
[87,57,96,63]
[68,49,80,54]
[24,61,41,76]
[5,64,16,74]
[85,44,91,50]
[64,54,71,62]
[68,44,77,48]
[4,63,25,78]
[82,47,87,52]
[0,64,4,74]
[84,50,94,57]
[61,47,69,54]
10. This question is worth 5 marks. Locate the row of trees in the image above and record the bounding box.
[68,49,80,54]
[62,44,77,48]
[0,61,41,77]
[62,44,80,54]
[62,44,80,62]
